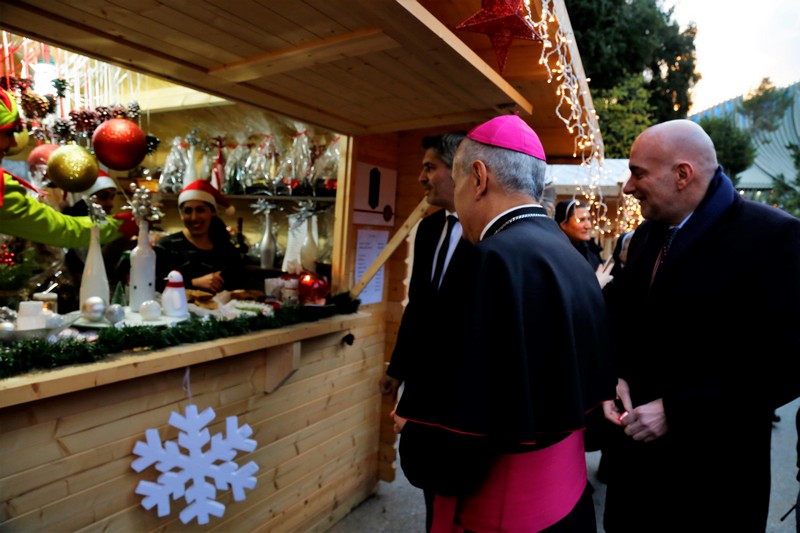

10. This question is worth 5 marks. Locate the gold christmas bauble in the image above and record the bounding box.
[6,129,29,156]
[47,145,99,193]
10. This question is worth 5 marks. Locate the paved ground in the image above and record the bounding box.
[328,398,799,532]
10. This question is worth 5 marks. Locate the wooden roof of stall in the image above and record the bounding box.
[0,0,599,163]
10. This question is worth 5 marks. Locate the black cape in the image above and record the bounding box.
[396,206,615,495]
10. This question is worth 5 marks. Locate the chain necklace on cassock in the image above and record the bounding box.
[490,212,549,237]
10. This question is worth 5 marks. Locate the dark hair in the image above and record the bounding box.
[422,131,467,167]
[554,199,580,224]
[208,215,232,246]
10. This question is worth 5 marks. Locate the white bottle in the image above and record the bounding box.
[129,219,156,311]
[80,224,110,306]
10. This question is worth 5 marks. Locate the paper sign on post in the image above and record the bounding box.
[354,229,389,305]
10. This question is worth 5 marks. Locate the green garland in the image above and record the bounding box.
[0,292,360,380]
[0,263,33,290]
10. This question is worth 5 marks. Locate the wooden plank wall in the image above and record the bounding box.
[0,312,385,532]
[347,132,406,485]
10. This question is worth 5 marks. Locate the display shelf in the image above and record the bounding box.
[153,193,336,202]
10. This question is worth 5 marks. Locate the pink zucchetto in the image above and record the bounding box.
[467,114,546,161]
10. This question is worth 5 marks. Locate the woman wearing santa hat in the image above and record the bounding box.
[154,179,243,294]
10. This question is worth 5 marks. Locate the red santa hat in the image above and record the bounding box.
[178,179,235,215]
[467,113,546,161]
[83,170,117,198]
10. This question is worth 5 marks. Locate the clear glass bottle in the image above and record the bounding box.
[260,209,277,269]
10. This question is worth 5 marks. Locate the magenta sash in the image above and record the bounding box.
[432,430,587,533]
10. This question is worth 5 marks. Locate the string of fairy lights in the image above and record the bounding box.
[4,13,642,238]
[523,0,642,238]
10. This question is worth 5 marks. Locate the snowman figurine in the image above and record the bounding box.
[162,270,189,318]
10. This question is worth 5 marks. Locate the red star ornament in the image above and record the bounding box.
[456,0,541,74]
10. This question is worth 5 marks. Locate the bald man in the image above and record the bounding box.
[601,120,800,532]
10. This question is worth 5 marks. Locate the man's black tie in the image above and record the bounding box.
[659,227,679,267]
[432,215,457,290]
[651,226,679,284]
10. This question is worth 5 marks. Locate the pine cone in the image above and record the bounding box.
[128,101,141,120]
[52,118,76,143]
[21,91,50,119]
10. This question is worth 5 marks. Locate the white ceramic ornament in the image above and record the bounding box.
[161,270,189,318]
[17,301,46,330]
[139,300,162,321]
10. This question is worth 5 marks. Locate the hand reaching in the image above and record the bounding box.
[193,271,224,293]
[604,377,633,425]
[595,261,614,288]
[379,374,400,398]
[112,211,138,240]
[390,409,407,433]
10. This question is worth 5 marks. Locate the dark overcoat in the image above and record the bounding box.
[603,168,800,532]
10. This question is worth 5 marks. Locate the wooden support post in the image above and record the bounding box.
[349,196,430,299]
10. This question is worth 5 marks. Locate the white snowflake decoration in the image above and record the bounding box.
[131,404,259,525]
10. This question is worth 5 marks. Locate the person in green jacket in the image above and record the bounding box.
[0,88,135,247]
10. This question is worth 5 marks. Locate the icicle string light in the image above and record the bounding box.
[522,1,627,237]
[1,31,142,117]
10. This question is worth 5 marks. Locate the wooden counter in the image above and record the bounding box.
[0,310,386,532]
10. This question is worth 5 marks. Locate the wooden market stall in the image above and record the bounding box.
[0,1,603,531]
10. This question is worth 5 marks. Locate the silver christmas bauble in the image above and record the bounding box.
[139,300,162,321]
[45,312,64,329]
[0,321,16,332]
[81,296,107,322]
[104,304,126,324]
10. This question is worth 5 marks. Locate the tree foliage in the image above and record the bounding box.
[645,21,700,121]
[566,0,699,125]
[697,117,756,186]
[738,78,793,143]
[594,75,655,158]
[765,143,800,219]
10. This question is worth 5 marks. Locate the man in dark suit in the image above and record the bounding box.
[601,119,800,532]
[393,115,615,532]
[378,131,469,532]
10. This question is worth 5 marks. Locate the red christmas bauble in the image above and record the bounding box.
[27,143,58,171]
[92,118,147,170]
